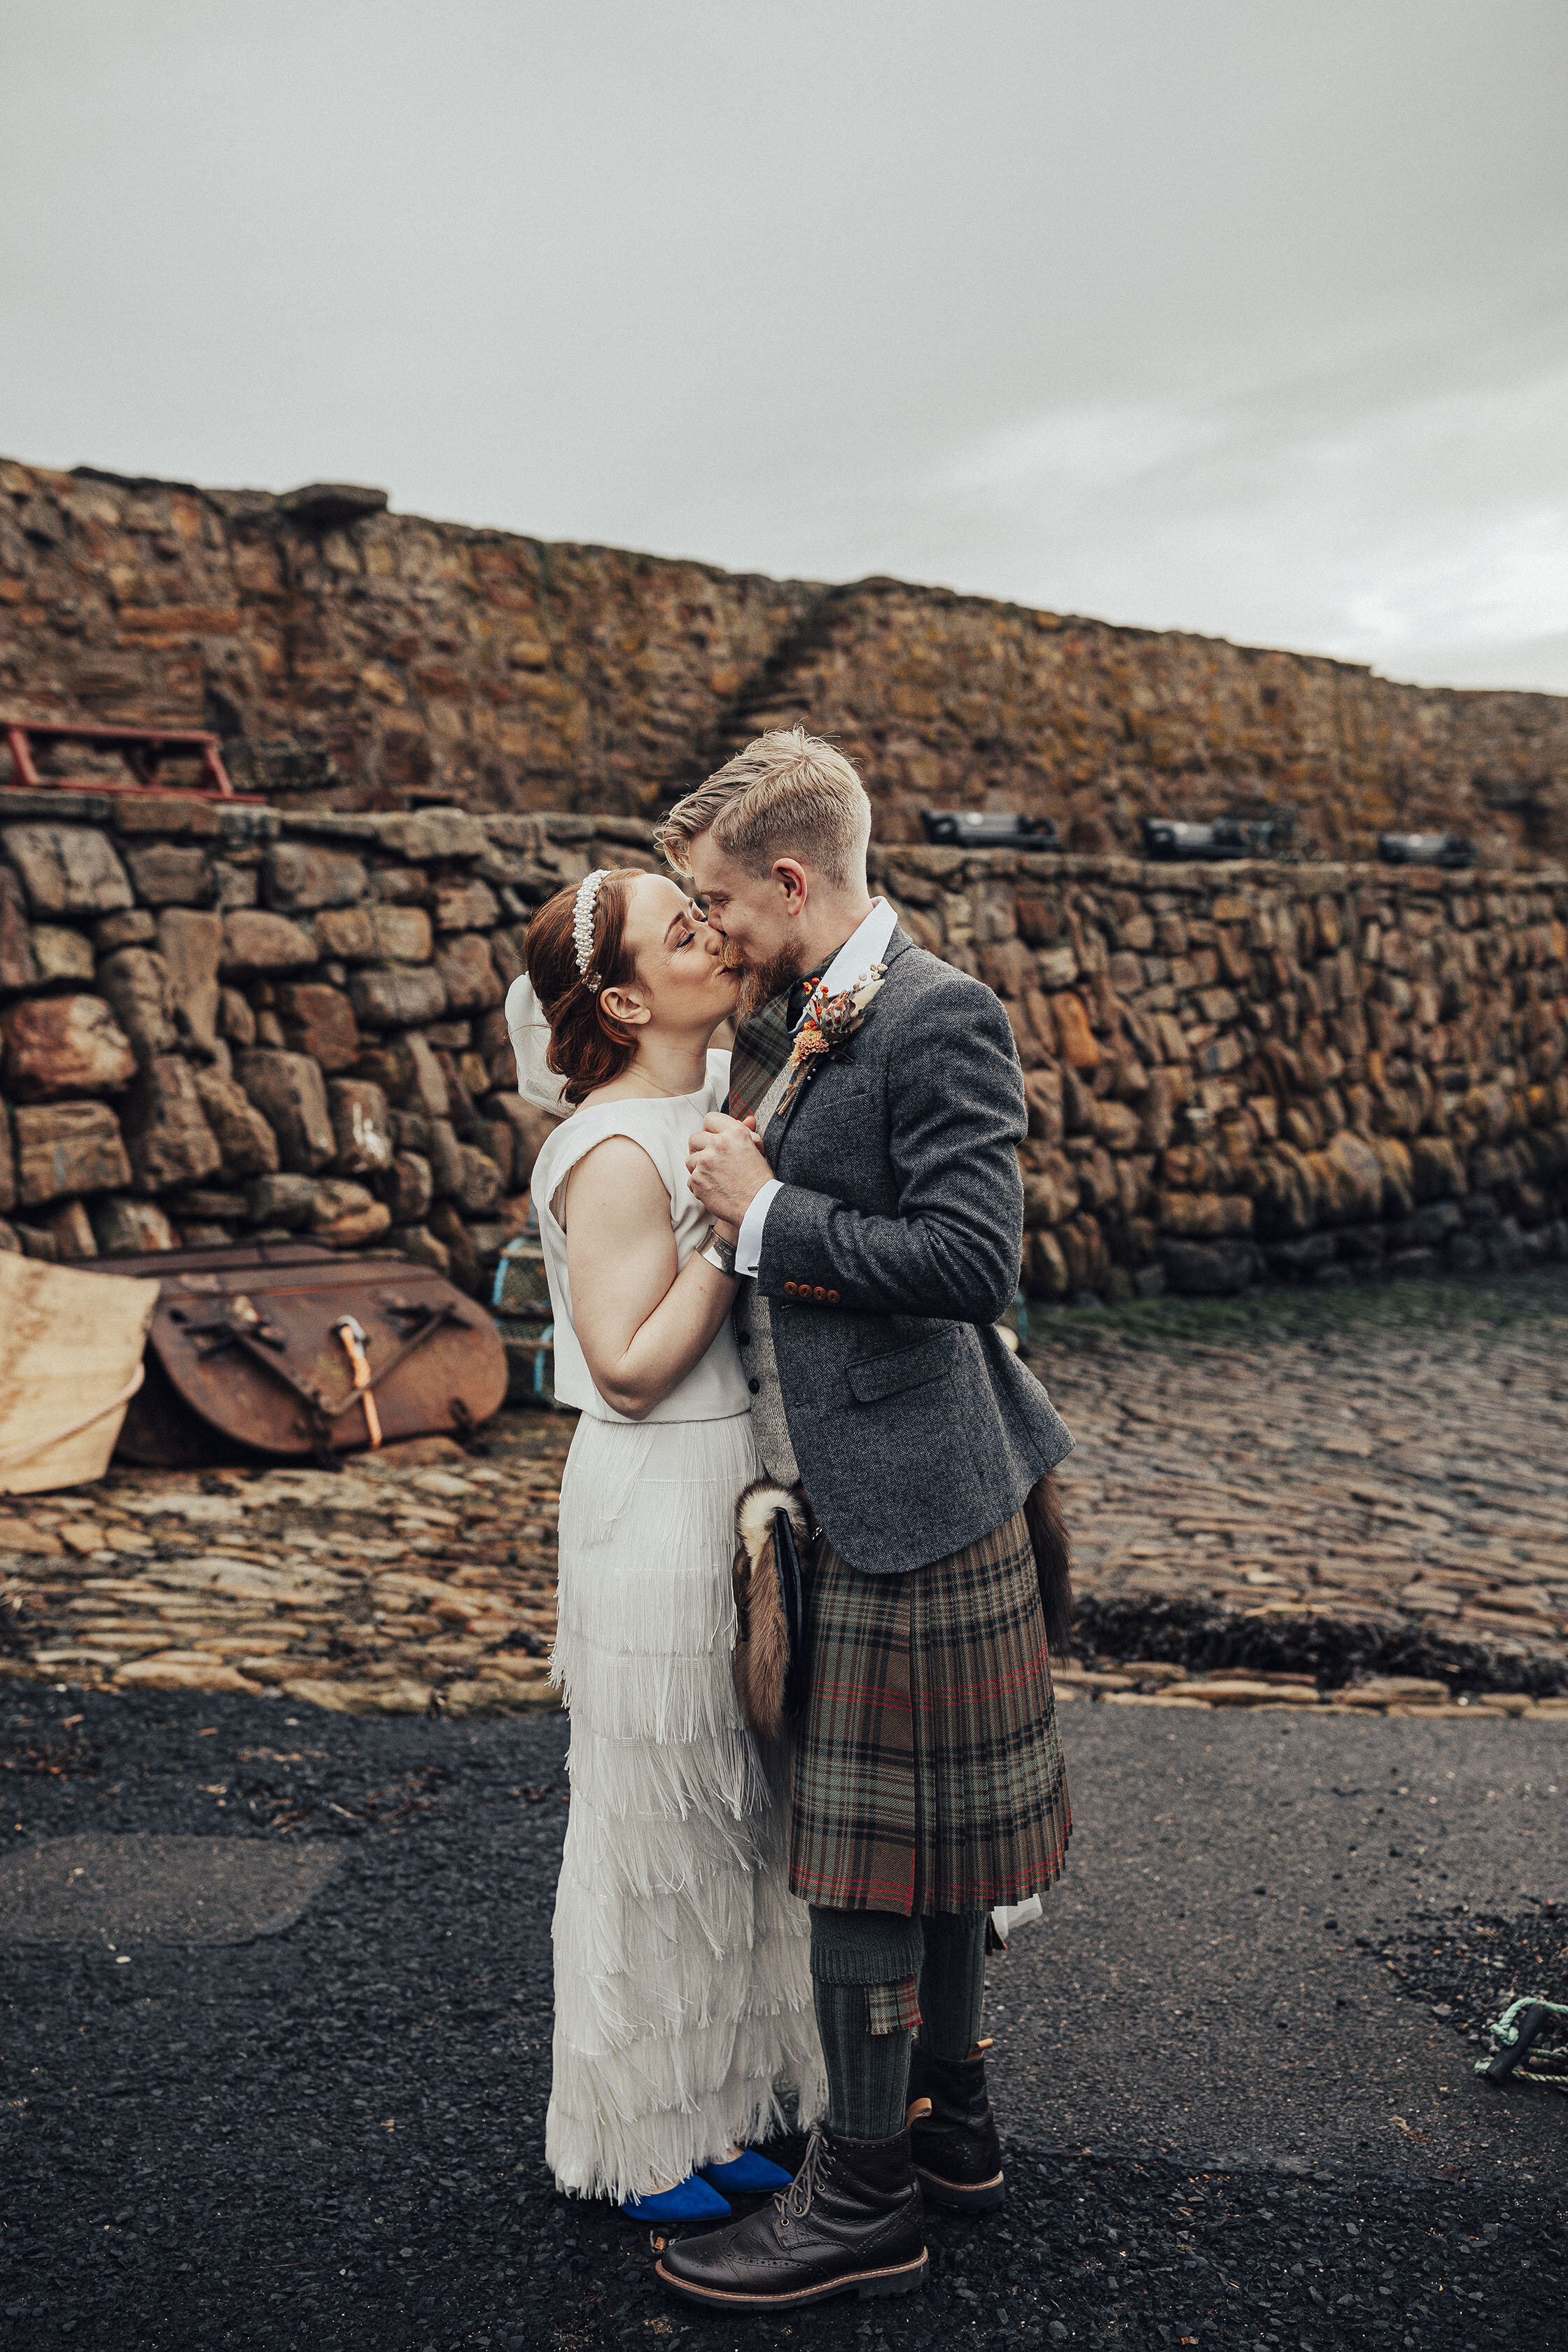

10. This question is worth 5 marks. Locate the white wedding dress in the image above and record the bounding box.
[531,1051,825,2202]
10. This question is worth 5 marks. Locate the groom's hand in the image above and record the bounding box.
[687,1112,771,1225]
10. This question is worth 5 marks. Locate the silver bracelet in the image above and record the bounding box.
[699,1224,736,1276]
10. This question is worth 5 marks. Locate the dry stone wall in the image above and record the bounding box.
[0,790,634,1289]
[4,454,1567,863]
[723,582,1568,862]
[876,842,1568,1303]
[1,788,1564,1304]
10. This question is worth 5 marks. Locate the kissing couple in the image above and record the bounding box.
[503,727,1074,2312]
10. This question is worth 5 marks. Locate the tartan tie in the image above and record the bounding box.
[727,992,798,1121]
[728,969,837,1119]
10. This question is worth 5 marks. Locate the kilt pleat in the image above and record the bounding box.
[788,1507,1072,1915]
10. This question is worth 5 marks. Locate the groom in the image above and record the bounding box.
[659,727,1074,2311]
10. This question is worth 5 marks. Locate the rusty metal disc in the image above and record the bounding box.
[104,1245,507,1462]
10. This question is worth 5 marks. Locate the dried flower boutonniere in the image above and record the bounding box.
[776,962,888,1114]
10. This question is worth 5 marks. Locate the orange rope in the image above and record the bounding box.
[335,1322,382,1450]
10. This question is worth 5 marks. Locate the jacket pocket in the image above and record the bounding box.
[800,1063,874,1111]
[846,1328,960,1405]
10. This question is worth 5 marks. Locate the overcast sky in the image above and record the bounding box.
[3,1,1565,692]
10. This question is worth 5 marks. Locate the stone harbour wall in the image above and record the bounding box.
[876,842,1568,1303]
[0,787,1564,1303]
[4,454,1567,862]
[0,792,630,1286]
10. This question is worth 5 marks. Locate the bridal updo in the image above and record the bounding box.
[524,869,645,1106]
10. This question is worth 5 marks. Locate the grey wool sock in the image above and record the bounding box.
[808,1905,924,2139]
[916,1910,989,2059]
[811,1977,913,2141]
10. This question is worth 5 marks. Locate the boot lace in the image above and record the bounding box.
[775,2127,829,2225]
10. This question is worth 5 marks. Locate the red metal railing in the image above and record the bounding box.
[1,719,260,802]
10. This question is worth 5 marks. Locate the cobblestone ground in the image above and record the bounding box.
[1048,1266,1568,1716]
[3,1272,1567,1723]
[0,1424,571,1719]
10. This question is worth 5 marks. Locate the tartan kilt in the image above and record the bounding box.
[788,1506,1072,1916]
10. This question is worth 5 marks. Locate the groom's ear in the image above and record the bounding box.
[771,858,808,913]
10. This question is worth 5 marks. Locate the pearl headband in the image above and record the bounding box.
[573,869,609,992]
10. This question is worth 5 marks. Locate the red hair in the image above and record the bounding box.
[523,870,644,1106]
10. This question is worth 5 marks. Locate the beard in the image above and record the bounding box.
[728,941,805,1028]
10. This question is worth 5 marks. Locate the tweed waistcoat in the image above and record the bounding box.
[734,1051,799,1485]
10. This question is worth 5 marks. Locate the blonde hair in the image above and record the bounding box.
[655,725,872,886]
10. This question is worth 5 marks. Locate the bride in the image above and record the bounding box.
[506,866,824,2222]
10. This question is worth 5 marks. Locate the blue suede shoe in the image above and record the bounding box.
[622,2175,732,2224]
[701,2149,794,2193]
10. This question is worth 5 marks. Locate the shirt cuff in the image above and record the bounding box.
[735,1180,783,1278]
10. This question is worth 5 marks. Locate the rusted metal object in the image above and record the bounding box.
[119,1343,234,1468]
[106,1242,340,1466]
[2,718,258,802]
[102,1242,507,1464]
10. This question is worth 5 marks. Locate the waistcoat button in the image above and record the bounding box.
[748,1379,760,1394]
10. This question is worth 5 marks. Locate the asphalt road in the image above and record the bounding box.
[993,1705,1567,2178]
[2,1684,1563,2352]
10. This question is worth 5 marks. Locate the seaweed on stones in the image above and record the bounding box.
[1072,1590,1568,1698]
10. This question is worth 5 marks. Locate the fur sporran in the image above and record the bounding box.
[1024,1469,1074,1658]
[732,1478,810,1742]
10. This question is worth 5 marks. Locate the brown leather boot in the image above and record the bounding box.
[654,2122,928,2310]
[906,2038,1004,2211]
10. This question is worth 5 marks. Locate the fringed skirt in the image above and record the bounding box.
[546,1409,825,2203]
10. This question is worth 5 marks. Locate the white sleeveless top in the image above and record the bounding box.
[530,1050,750,1424]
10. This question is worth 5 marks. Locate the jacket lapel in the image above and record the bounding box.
[766,928,913,1159]
[754,1055,798,1170]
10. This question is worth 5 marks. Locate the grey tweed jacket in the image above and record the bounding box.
[735,927,1073,1576]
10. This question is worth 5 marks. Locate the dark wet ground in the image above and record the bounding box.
[2,1685,1564,2351]
[992,1708,1567,2178]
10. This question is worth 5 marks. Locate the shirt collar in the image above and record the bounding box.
[791,897,899,1032]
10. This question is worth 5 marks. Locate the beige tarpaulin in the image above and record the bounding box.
[0,1254,158,1495]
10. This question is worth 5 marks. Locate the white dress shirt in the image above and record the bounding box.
[734,896,900,1278]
